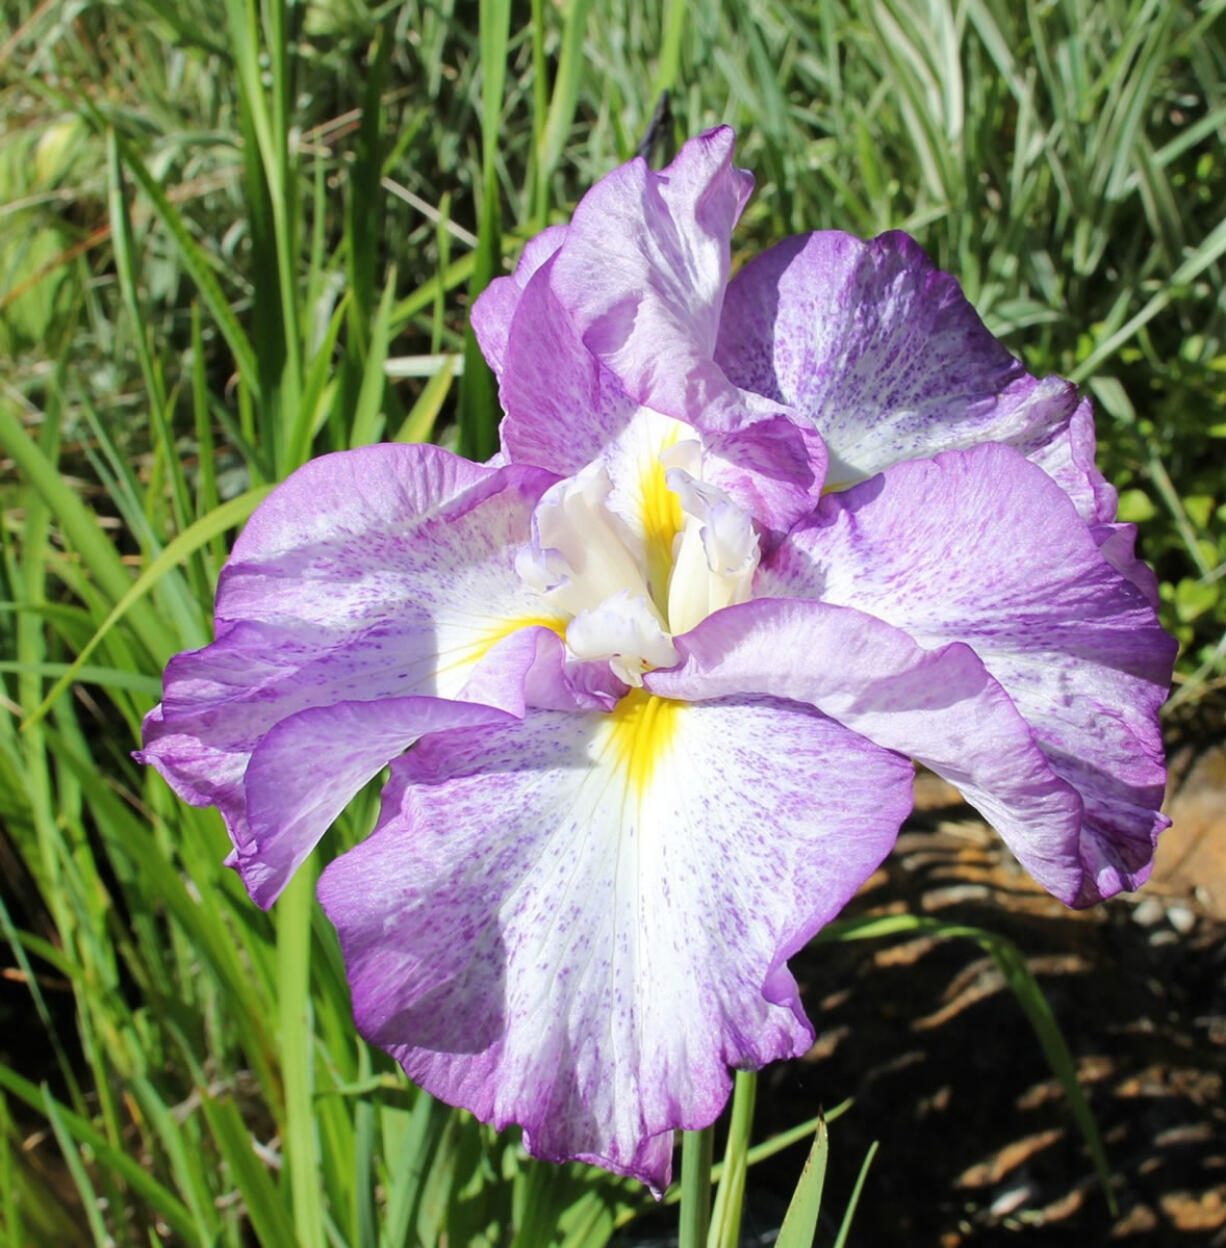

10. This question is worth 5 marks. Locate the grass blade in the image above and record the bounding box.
[832,1140,878,1248]
[0,1065,196,1241]
[108,128,262,402]
[456,0,511,462]
[0,401,170,662]
[22,487,273,729]
[201,1089,298,1247]
[775,1116,829,1248]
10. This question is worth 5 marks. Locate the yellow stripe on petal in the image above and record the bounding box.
[433,615,567,687]
[469,615,567,663]
[603,688,682,799]
[639,426,684,613]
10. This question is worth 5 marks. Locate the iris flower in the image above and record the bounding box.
[140,129,1174,1192]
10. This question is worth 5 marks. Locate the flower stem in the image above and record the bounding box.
[678,1124,715,1248]
[278,864,325,1248]
[709,1070,758,1248]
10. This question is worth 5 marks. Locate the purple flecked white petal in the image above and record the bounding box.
[138,444,594,902]
[487,134,825,534]
[646,598,1088,902]
[318,693,913,1193]
[694,417,827,546]
[754,443,1175,903]
[1023,392,1116,523]
[496,253,643,475]
[714,230,1113,522]
[233,627,620,907]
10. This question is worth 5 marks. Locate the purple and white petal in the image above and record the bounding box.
[231,627,621,908]
[646,598,1088,903]
[496,254,643,475]
[695,416,827,545]
[236,697,515,906]
[715,230,1111,521]
[318,692,913,1192]
[471,225,569,380]
[1092,521,1160,609]
[491,144,824,531]
[548,127,759,432]
[139,444,577,897]
[1023,392,1115,523]
[757,443,1175,903]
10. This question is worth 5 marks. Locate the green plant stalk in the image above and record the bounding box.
[536,0,594,220]
[279,864,326,1248]
[678,1124,714,1248]
[105,131,193,545]
[653,0,687,97]
[0,402,169,662]
[223,0,303,474]
[709,1070,757,1248]
[529,0,549,224]
[457,0,511,462]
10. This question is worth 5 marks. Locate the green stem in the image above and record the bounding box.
[709,1070,758,1248]
[678,1124,715,1248]
[278,865,325,1248]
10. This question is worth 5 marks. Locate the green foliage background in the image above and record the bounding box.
[0,0,1222,1242]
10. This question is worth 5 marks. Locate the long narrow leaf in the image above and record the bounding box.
[0,1065,196,1241]
[775,1117,829,1248]
[108,129,262,400]
[22,487,272,728]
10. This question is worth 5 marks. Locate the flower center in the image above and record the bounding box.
[516,414,760,685]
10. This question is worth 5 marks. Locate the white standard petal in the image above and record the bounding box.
[527,462,655,615]
[565,591,678,686]
[665,466,760,635]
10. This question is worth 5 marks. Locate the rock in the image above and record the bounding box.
[1167,903,1197,934]
[1131,896,1166,927]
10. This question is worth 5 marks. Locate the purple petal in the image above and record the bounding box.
[1092,520,1160,609]
[472,225,569,380]
[492,133,823,533]
[698,417,827,546]
[498,258,825,538]
[646,598,1088,903]
[498,254,640,475]
[318,694,912,1192]
[548,127,768,432]
[139,444,593,902]
[756,443,1175,903]
[715,230,1112,521]
[237,697,515,906]
[1024,392,1116,523]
